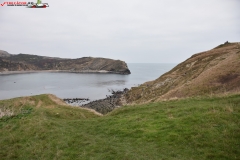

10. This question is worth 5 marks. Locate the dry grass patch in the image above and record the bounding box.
[48,94,67,106]
[225,105,234,113]
[36,100,42,108]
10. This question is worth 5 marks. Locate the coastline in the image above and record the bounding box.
[64,88,129,114]
[0,70,129,75]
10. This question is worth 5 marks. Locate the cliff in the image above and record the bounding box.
[0,50,11,58]
[124,42,240,103]
[0,52,131,74]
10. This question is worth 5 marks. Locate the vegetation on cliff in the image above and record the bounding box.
[0,52,131,74]
[124,42,240,103]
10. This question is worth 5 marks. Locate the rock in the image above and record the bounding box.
[72,88,129,115]
[0,50,11,58]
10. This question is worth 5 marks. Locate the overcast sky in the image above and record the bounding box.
[0,0,239,63]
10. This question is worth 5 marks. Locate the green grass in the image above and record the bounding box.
[0,94,240,159]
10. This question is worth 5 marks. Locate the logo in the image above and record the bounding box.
[27,0,49,8]
[0,1,27,6]
[0,0,49,8]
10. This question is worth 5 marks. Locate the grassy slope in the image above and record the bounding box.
[125,42,240,104]
[0,94,240,159]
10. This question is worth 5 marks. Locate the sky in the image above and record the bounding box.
[0,0,239,63]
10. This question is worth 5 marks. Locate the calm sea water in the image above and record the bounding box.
[0,63,176,100]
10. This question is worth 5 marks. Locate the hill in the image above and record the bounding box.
[0,52,131,74]
[0,94,239,159]
[0,95,240,160]
[124,42,240,104]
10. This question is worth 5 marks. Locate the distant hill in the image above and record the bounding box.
[0,52,131,74]
[124,42,240,103]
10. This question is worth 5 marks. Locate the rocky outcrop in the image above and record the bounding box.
[0,50,11,58]
[124,42,240,104]
[63,88,129,114]
[0,53,131,74]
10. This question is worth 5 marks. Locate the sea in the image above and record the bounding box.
[0,63,176,100]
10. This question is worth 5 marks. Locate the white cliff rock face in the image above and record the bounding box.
[186,61,197,68]
[0,50,11,57]
[154,78,173,88]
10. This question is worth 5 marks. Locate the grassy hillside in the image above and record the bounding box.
[124,42,240,104]
[0,94,239,159]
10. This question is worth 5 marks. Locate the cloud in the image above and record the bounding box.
[0,0,239,63]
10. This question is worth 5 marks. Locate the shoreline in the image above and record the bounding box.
[0,70,129,75]
[64,88,129,115]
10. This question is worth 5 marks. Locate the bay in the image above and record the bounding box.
[0,63,176,100]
